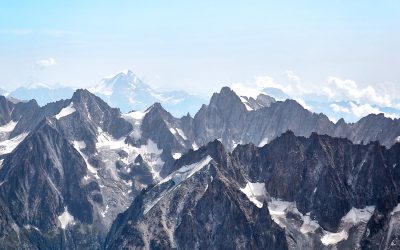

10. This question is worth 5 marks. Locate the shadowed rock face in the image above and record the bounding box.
[0,119,103,248]
[187,87,400,151]
[106,135,400,250]
[105,140,288,250]
[0,96,40,132]
[173,179,287,250]
[232,131,399,231]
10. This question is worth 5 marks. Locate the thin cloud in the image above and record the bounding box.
[330,103,351,114]
[324,77,392,107]
[2,29,80,37]
[36,58,56,68]
[231,73,400,122]
[349,102,398,119]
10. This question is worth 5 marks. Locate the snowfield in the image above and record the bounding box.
[55,102,76,119]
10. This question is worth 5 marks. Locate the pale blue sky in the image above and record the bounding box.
[0,0,399,99]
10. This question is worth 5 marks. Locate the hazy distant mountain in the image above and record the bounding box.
[90,70,206,116]
[9,83,75,106]
[7,70,206,117]
[0,88,8,96]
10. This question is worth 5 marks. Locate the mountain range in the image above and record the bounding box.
[0,86,399,249]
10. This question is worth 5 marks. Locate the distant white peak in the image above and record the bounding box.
[103,69,135,80]
[27,82,52,89]
[92,69,143,96]
[0,90,10,97]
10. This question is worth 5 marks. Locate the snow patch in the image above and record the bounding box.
[268,199,295,218]
[258,137,269,147]
[96,128,164,181]
[240,182,267,208]
[321,230,348,246]
[123,110,148,120]
[239,96,254,111]
[55,102,76,119]
[137,140,164,181]
[266,198,321,234]
[0,132,28,155]
[391,204,400,215]
[101,205,109,218]
[143,156,212,215]
[232,140,243,149]
[159,156,212,186]
[96,128,128,150]
[58,207,75,229]
[73,140,99,179]
[143,195,164,215]
[321,206,375,246]
[172,153,182,160]
[300,213,320,234]
[176,128,187,140]
[122,110,148,140]
[24,225,40,231]
[265,196,374,246]
[342,206,375,224]
[0,121,18,133]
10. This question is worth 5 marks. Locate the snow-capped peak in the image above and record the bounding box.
[27,82,53,89]
[104,69,135,79]
[90,69,145,97]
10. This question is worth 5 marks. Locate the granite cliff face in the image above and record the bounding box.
[186,87,400,150]
[0,119,101,249]
[106,135,400,249]
[105,140,288,250]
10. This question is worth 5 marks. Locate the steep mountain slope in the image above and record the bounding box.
[106,133,400,249]
[0,89,197,248]
[0,119,100,249]
[187,87,400,150]
[105,140,288,250]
